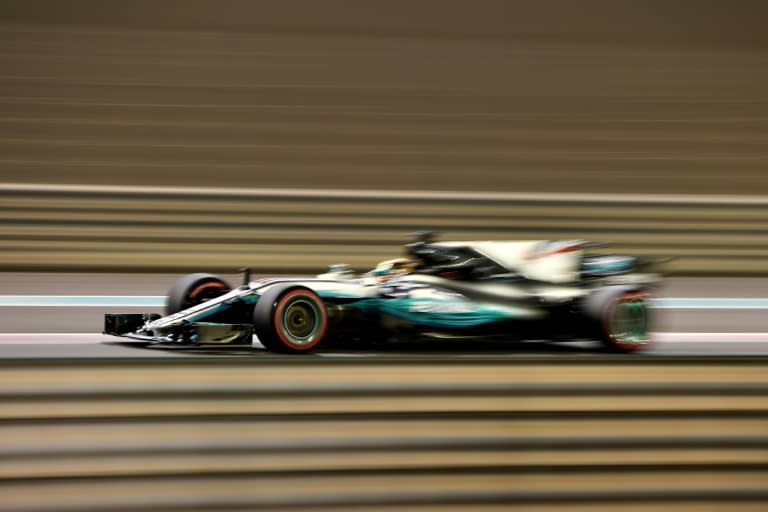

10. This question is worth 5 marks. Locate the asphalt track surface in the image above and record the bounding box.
[1,273,766,358]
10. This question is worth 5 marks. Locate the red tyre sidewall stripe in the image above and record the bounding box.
[188,281,229,300]
[273,289,328,350]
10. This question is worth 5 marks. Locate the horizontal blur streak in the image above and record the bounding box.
[4,0,767,46]
[1,0,767,194]
[0,185,766,273]
[1,358,767,511]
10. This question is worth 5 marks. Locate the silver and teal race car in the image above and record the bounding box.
[104,233,662,353]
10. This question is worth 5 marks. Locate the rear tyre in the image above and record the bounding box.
[253,285,328,353]
[165,273,232,315]
[583,287,652,352]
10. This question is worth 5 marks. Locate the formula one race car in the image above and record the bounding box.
[104,233,662,353]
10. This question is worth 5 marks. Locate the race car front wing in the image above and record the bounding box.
[104,313,253,345]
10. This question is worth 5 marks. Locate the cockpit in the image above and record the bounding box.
[369,258,420,282]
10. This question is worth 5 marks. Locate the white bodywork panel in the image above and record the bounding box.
[434,240,585,284]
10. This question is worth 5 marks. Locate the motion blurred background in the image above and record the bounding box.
[1,0,767,275]
[2,0,767,193]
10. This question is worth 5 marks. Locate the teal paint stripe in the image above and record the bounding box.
[0,296,767,309]
[378,298,515,328]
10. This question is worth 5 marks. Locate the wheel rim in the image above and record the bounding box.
[279,297,321,345]
[607,294,649,345]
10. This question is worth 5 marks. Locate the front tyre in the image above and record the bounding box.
[584,287,652,352]
[253,285,328,353]
[165,273,232,316]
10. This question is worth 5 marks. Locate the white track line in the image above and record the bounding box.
[0,296,163,307]
[0,333,119,344]
[2,297,768,308]
[654,332,768,343]
[1,333,767,344]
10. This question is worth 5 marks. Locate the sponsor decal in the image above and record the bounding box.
[525,240,583,260]
[409,300,476,314]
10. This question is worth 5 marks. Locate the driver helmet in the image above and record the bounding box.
[370,258,418,282]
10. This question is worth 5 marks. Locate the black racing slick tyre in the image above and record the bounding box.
[165,273,232,316]
[583,286,652,352]
[253,285,328,353]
